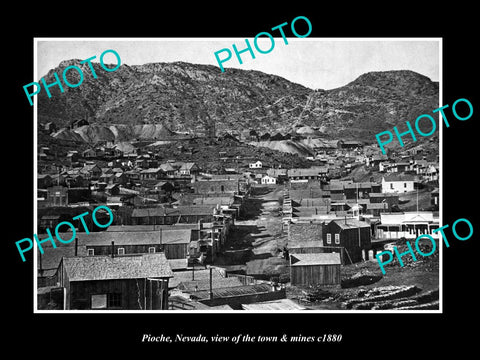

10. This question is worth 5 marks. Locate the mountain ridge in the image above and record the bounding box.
[38,61,439,143]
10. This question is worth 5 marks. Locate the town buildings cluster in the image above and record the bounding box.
[36,134,439,311]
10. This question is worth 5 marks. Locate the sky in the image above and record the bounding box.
[36,38,440,90]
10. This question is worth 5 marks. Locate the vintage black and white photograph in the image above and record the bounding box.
[33,38,442,312]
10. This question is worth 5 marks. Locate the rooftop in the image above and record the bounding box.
[131,205,216,217]
[382,173,416,182]
[290,252,341,266]
[62,253,173,281]
[106,224,200,232]
[330,218,371,229]
[369,193,399,198]
[288,168,327,177]
[178,277,244,292]
[80,229,192,246]
[190,283,274,301]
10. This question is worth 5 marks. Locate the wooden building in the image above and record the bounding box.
[338,140,363,149]
[290,253,341,286]
[376,212,439,240]
[130,206,217,225]
[81,229,192,260]
[381,174,416,193]
[46,185,69,206]
[322,219,372,264]
[38,174,53,189]
[139,168,165,181]
[191,179,242,195]
[343,182,381,200]
[58,253,173,310]
[288,168,327,182]
[368,192,399,206]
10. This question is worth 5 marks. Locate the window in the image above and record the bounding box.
[326,233,331,244]
[87,248,94,256]
[108,293,122,308]
[148,247,156,253]
[335,234,340,244]
[91,294,107,309]
[117,248,125,255]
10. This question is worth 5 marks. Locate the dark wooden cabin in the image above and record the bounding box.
[58,253,173,310]
[322,218,372,264]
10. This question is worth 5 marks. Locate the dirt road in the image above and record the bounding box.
[225,184,287,257]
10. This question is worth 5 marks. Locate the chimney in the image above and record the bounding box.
[111,241,115,258]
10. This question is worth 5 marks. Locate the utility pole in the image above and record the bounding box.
[357,182,361,254]
[192,258,195,281]
[416,186,419,213]
[209,266,213,301]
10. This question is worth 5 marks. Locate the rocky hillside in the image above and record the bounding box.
[306,70,439,138]
[38,61,439,142]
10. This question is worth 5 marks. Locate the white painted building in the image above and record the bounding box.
[261,175,277,185]
[381,174,415,193]
[376,212,439,240]
[249,161,263,169]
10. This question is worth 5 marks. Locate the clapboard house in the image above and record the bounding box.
[82,229,192,260]
[130,206,217,225]
[290,253,341,287]
[57,253,173,310]
[322,219,372,264]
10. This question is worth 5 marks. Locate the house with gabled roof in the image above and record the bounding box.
[139,167,165,181]
[57,253,173,310]
[248,160,263,169]
[38,174,53,189]
[80,229,193,260]
[179,162,199,176]
[80,163,102,180]
[290,253,341,286]
[82,148,96,159]
[322,218,372,264]
[381,174,416,193]
[261,175,277,185]
[159,163,176,177]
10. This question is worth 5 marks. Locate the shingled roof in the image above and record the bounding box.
[77,229,192,246]
[131,206,216,217]
[61,253,173,281]
[290,253,341,266]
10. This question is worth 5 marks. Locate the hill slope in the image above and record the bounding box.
[38,61,439,143]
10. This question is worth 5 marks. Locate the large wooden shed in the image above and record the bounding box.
[290,253,341,287]
[58,253,173,310]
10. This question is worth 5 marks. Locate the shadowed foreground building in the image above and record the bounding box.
[322,219,372,264]
[57,253,173,310]
[290,253,341,287]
